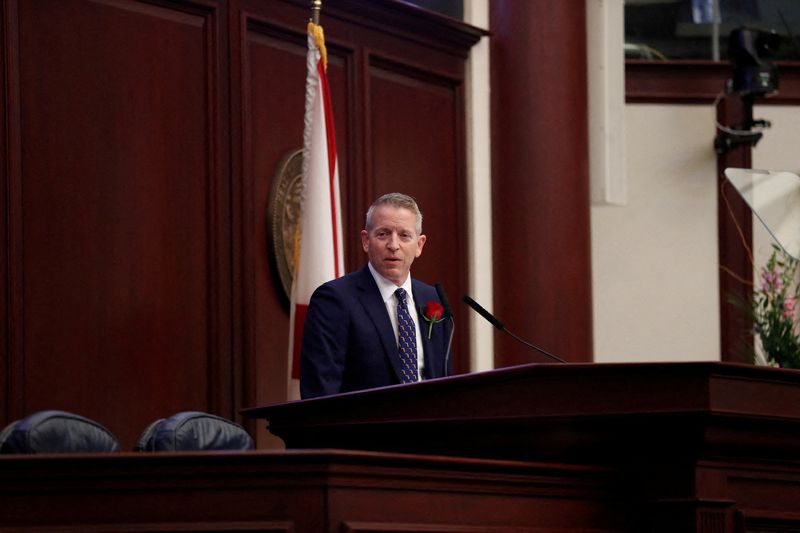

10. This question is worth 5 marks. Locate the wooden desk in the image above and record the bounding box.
[0,449,624,531]
[245,362,800,532]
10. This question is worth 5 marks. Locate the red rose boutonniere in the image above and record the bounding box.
[420,301,445,339]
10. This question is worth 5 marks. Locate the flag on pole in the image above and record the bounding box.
[287,21,344,400]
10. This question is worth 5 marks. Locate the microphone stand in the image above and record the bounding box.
[443,315,455,376]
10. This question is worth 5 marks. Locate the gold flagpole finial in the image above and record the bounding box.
[310,0,322,25]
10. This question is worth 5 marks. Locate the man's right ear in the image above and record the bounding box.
[360,229,369,252]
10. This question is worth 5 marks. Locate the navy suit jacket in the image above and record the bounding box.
[300,264,451,399]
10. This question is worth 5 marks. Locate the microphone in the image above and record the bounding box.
[462,295,567,364]
[462,295,503,329]
[435,283,454,318]
[435,283,455,377]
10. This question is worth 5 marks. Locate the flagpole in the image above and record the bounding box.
[311,0,322,25]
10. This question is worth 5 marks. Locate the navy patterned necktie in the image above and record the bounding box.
[395,288,419,383]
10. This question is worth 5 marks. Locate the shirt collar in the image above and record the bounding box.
[368,262,413,303]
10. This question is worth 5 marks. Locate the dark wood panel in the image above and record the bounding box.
[245,23,305,413]
[368,58,469,372]
[716,96,754,364]
[0,450,624,532]
[1,0,20,423]
[342,525,546,533]
[13,0,227,448]
[626,60,800,104]
[626,60,730,103]
[245,20,353,408]
[490,0,592,365]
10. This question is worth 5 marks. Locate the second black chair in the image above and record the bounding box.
[134,411,254,452]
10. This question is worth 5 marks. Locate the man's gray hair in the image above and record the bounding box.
[365,193,423,235]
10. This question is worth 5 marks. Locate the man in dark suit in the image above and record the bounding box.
[300,193,451,399]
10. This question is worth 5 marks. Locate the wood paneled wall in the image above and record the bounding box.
[3,0,233,449]
[1,0,481,448]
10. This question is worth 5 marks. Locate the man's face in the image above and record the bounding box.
[361,205,426,286]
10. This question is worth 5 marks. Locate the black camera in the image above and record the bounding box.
[728,27,780,96]
[714,27,780,154]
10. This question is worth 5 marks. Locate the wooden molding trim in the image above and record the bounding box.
[285,0,487,58]
[626,60,800,105]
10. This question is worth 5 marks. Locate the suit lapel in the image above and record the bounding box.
[412,280,436,380]
[354,266,404,381]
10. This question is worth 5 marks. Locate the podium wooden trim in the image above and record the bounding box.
[243,362,800,463]
[0,450,625,531]
[243,362,800,531]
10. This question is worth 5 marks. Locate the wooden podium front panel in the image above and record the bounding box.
[246,362,800,464]
[0,451,625,532]
[244,362,800,532]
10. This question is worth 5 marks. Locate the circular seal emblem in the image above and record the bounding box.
[266,149,304,309]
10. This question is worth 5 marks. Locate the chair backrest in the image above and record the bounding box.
[134,411,254,452]
[0,410,120,453]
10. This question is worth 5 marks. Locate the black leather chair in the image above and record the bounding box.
[134,411,254,452]
[0,410,120,453]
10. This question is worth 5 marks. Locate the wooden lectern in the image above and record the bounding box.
[244,362,800,532]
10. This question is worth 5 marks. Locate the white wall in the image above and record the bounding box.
[591,104,721,362]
